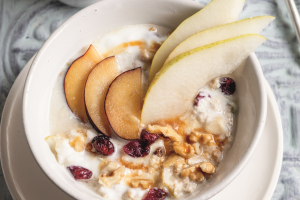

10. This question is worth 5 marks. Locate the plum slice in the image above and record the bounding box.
[85,56,119,137]
[64,45,102,122]
[105,68,142,140]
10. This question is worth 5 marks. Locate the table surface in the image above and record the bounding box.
[0,0,298,199]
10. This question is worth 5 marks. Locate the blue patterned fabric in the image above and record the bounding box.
[0,0,298,199]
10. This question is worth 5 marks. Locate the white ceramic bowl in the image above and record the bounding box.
[59,0,101,8]
[23,0,267,199]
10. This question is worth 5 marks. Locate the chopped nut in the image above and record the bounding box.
[69,129,87,152]
[130,179,153,189]
[154,147,165,157]
[69,136,86,152]
[140,49,155,63]
[189,131,215,146]
[149,27,157,32]
[192,143,201,155]
[99,166,126,188]
[173,142,195,159]
[147,124,185,143]
[100,161,120,174]
[163,153,186,168]
[120,157,148,171]
[200,162,215,174]
[180,164,205,182]
[174,162,186,173]
[201,134,213,144]
[214,134,229,149]
[189,131,201,143]
[201,133,215,147]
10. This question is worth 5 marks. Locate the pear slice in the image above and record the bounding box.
[142,34,266,125]
[165,16,275,65]
[85,56,119,137]
[148,0,245,83]
[105,68,142,140]
[64,45,102,122]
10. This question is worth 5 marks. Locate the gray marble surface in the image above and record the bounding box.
[0,0,298,199]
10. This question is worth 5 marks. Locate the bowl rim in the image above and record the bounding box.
[22,0,267,199]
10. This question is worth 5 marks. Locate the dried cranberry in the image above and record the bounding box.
[67,166,93,180]
[219,77,236,95]
[91,134,109,142]
[123,140,150,157]
[91,135,114,156]
[194,91,211,106]
[143,188,167,200]
[140,130,159,146]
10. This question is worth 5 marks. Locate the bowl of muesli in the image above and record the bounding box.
[23,0,269,199]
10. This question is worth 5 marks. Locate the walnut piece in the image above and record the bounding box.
[99,166,126,188]
[192,143,201,155]
[214,134,229,149]
[130,179,153,189]
[147,124,185,143]
[173,142,195,159]
[100,161,120,174]
[189,131,215,147]
[69,128,87,152]
[180,164,204,182]
[189,131,201,143]
[201,134,214,145]
[200,162,216,174]
[154,147,165,157]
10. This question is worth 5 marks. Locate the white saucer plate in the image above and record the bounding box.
[0,56,283,200]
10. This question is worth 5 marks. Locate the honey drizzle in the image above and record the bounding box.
[102,40,145,58]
